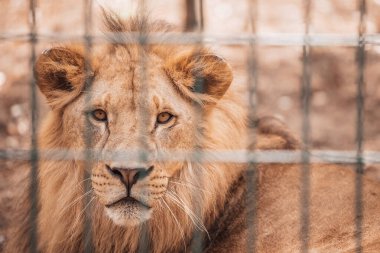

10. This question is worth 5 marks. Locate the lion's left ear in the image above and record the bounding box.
[164,50,233,103]
[35,46,88,110]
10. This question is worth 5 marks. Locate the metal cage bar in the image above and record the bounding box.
[354,0,367,252]
[188,1,206,252]
[1,149,380,164]
[28,0,39,252]
[1,32,380,46]
[136,1,153,252]
[83,0,94,252]
[246,0,259,252]
[300,0,312,251]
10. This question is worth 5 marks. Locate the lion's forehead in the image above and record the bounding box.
[96,49,165,83]
[90,61,186,113]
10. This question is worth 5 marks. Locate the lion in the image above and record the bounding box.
[5,13,380,253]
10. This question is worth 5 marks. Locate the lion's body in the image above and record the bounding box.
[5,14,380,253]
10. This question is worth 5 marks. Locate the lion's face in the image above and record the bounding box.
[65,54,199,226]
[35,45,232,226]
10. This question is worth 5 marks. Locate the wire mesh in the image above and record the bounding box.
[1,0,376,252]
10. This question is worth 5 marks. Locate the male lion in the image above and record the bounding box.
[5,13,380,253]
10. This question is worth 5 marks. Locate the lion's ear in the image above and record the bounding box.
[35,46,88,109]
[164,50,233,103]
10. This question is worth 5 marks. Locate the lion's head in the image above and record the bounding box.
[34,14,240,229]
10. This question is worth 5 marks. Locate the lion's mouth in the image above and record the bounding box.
[106,196,151,209]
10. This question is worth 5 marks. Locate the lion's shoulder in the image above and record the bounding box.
[252,116,300,150]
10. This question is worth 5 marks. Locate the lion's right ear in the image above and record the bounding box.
[163,49,233,105]
[35,46,88,109]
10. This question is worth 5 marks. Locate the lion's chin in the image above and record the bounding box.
[105,202,153,227]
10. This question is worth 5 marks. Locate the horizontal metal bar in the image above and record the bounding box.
[0,149,379,164]
[1,32,380,46]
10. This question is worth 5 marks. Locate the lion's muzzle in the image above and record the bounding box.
[106,165,154,195]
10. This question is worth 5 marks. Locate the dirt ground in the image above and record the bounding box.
[0,0,379,251]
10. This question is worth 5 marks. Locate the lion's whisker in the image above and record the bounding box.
[166,193,201,231]
[58,189,93,218]
[169,191,210,239]
[74,196,96,224]
[166,191,210,239]
[73,177,92,189]
[160,198,187,251]
[166,176,208,190]
[169,181,212,194]
[168,191,206,228]
[67,196,96,239]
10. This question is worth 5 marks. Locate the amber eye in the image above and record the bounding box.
[91,109,107,122]
[157,112,174,124]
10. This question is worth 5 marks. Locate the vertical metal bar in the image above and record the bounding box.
[184,0,197,31]
[300,0,312,252]
[189,1,205,252]
[136,2,151,252]
[199,0,204,30]
[184,0,204,31]
[246,0,259,252]
[28,0,39,252]
[355,0,366,252]
[83,0,94,252]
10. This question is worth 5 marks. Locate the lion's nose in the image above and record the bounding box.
[107,166,154,193]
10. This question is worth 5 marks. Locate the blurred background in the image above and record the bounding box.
[0,0,379,251]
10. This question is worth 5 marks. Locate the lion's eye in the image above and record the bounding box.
[157,112,174,124]
[91,109,107,122]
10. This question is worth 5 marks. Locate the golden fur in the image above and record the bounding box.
[5,13,380,253]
